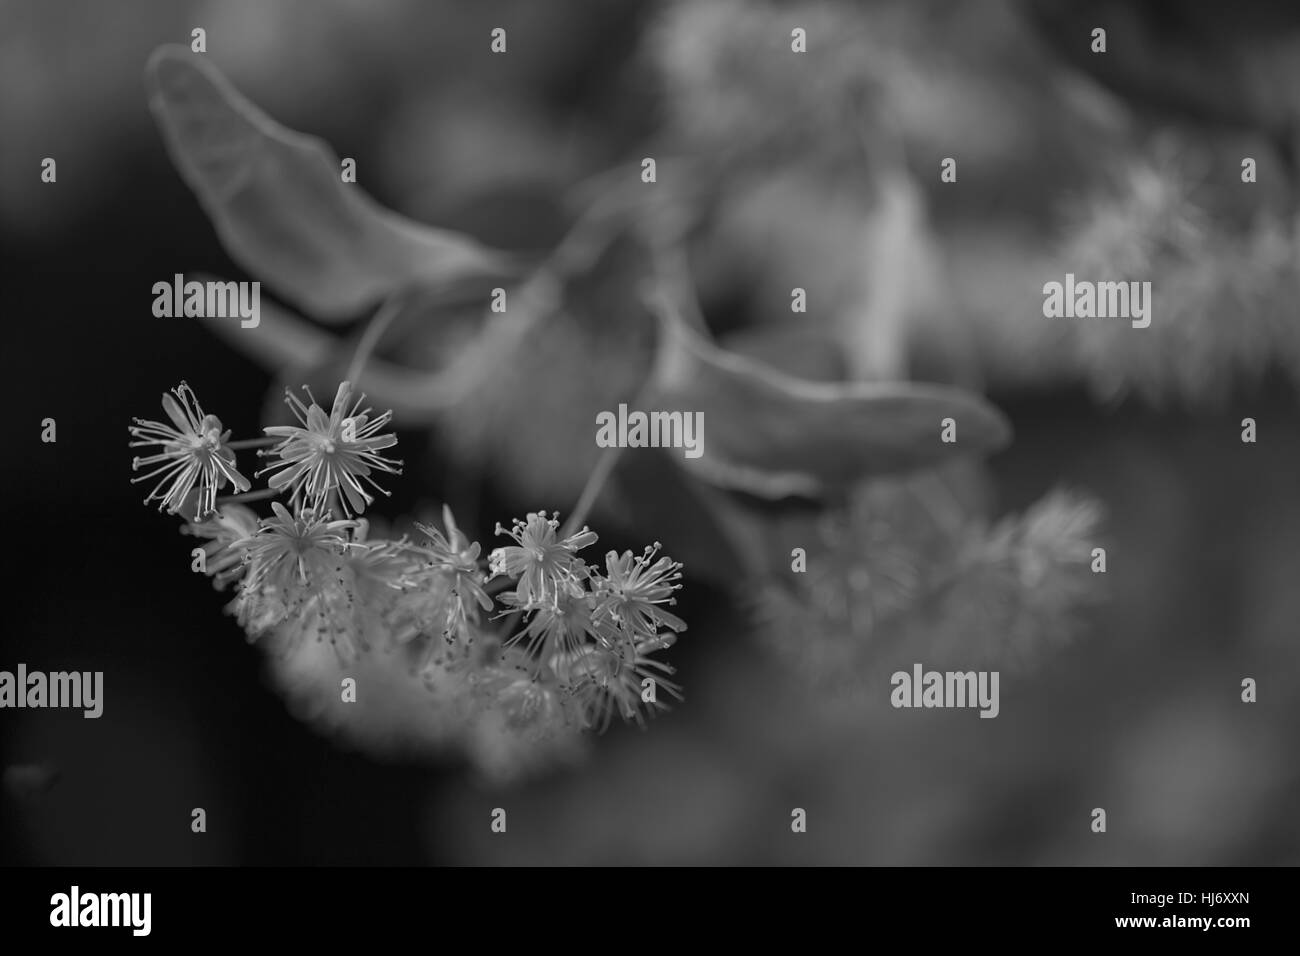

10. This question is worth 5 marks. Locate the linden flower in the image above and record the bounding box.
[343,534,425,652]
[415,505,494,622]
[559,633,682,731]
[278,582,368,662]
[231,503,357,640]
[498,678,566,734]
[378,508,494,668]
[504,590,608,663]
[182,503,261,590]
[260,382,403,517]
[593,544,687,640]
[482,665,570,738]
[488,511,597,608]
[129,382,249,518]
[388,566,459,654]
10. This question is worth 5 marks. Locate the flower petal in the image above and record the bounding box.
[160,392,191,435]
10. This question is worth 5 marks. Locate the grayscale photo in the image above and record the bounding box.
[0,0,1293,936]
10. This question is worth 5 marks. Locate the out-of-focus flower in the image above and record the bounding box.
[486,668,570,739]
[934,488,1105,669]
[754,478,934,693]
[756,478,1106,696]
[231,503,360,658]
[559,633,682,731]
[488,512,597,609]
[505,590,607,663]
[129,382,249,519]
[236,502,357,598]
[260,382,403,516]
[182,503,261,590]
[415,506,493,624]
[379,509,495,670]
[387,565,461,664]
[343,530,425,652]
[1062,164,1300,405]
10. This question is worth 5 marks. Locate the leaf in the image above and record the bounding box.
[644,289,1013,498]
[145,45,517,322]
[716,324,850,383]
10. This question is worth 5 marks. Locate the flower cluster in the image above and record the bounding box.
[756,477,1105,703]
[130,382,688,776]
[487,515,687,730]
[1060,163,1300,406]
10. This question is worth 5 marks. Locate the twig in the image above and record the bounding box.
[226,437,280,451]
[346,294,406,385]
[216,487,280,506]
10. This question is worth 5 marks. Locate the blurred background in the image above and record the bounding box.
[3,0,1299,865]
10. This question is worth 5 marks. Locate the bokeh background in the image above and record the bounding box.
[3,0,1299,865]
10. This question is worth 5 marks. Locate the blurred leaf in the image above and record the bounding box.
[146,45,517,321]
[645,289,1013,499]
[719,324,850,383]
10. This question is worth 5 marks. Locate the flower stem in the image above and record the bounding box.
[561,445,623,538]
[226,437,280,450]
[558,232,691,540]
[216,487,281,506]
[346,295,406,386]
